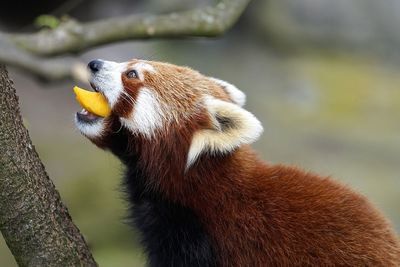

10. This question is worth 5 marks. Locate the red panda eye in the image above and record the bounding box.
[126,70,138,79]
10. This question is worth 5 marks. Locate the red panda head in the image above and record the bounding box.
[75,59,263,170]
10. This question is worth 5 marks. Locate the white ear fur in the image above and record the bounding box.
[187,96,263,169]
[209,77,246,107]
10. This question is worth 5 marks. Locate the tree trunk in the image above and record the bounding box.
[0,65,97,266]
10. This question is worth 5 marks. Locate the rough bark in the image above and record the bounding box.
[0,65,97,266]
[0,0,251,81]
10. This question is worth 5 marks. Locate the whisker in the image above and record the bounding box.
[118,91,135,106]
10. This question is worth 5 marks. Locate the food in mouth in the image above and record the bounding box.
[73,86,111,119]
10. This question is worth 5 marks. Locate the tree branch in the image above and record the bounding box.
[0,33,76,81]
[0,0,250,81]
[11,0,250,55]
[0,65,97,266]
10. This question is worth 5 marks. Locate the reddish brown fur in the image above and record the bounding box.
[130,60,230,121]
[186,150,400,266]
[88,59,400,266]
[120,132,400,266]
[113,75,142,117]
[122,135,400,266]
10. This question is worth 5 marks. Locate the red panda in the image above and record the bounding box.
[75,59,400,267]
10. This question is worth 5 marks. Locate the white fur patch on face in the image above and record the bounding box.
[120,88,164,138]
[89,60,128,107]
[74,115,105,138]
[187,96,263,169]
[210,77,246,107]
[131,62,157,81]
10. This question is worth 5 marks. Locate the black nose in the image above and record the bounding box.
[88,59,103,73]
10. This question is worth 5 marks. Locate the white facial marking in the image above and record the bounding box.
[210,77,246,107]
[131,62,157,81]
[120,88,164,138]
[90,60,128,107]
[186,96,263,169]
[74,115,105,138]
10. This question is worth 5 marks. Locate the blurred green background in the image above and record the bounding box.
[1,0,400,266]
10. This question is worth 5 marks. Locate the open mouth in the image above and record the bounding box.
[90,82,99,92]
[76,108,102,123]
[73,85,111,123]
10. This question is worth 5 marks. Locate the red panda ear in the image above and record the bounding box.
[187,96,263,168]
[209,78,246,107]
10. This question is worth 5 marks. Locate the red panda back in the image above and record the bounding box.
[179,147,400,267]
